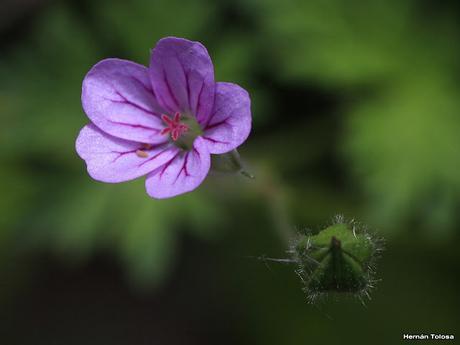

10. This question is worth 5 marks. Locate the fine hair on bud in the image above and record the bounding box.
[290,215,384,304]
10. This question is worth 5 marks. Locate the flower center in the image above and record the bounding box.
[161,112,189,141]
[160,112,202,151]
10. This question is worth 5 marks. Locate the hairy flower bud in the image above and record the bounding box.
[291,215,383,302]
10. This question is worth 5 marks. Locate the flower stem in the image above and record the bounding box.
[247,164,294,245]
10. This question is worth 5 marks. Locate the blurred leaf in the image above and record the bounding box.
[22,176,224,287]
[92,0,218,62]
[344,77,460,234]
[0,4,98,162]
[256,0,458,85]
[256,0,460,236]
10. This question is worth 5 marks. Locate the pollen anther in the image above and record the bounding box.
[136,150,149,158]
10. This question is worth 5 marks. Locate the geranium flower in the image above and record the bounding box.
[76,37,251,199]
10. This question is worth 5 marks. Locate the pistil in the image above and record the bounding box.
[161,112,189,141]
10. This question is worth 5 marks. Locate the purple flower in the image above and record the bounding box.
[76,37,252,199]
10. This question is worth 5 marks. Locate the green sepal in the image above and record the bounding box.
[293,220,379,297]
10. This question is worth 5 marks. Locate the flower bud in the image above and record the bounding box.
[292,216,383,301]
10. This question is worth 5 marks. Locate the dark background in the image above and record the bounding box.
[1,0,459,344]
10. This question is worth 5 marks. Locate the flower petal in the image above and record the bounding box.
[201,82,252,154]
[145,137,210,199]
[82,58,166,144]
[149,37,215,124]
[76,124,178,183]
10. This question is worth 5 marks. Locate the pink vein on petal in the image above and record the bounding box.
[107,120,161,132]
[174,52,190,108]
[159,152,181,178]
[107,90,159,117]
[110,149,138,163]
[185,70,191,110]
[203,101,229,128]
[205,116,230,131]
[137,147,171,168]
[173,152,190,184]
[163,69,180,110]
[130,75,154,94]
[195,82,205,119]
[193,147,200,158]
[155,91,174,115]
[202,136,229,144]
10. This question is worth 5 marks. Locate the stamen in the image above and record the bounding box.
[160,127,171,135]
[161,114,174,126]
[174,112,180,122]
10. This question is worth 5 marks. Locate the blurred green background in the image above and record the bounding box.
[0,0,459,344]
